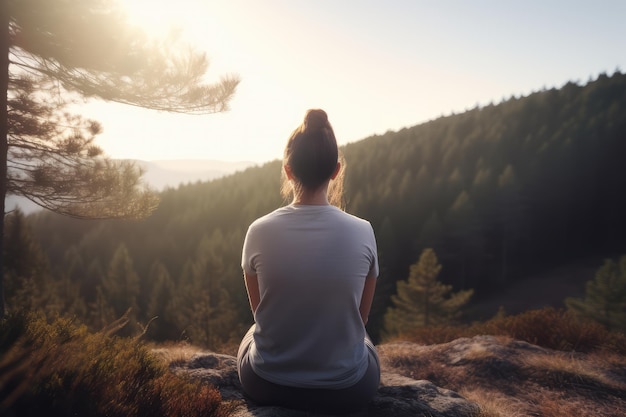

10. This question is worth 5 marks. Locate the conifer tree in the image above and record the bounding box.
[186,235,240,348]
[146,260,178,341]
[52,274,87,319]
[3,209,50,311]
[0,0,239,316]
[162,234,241,347]
[3,209,47,281]
[565,255,626,332]
[93,244,140,335]
[383,248,473,337]
[84,259,105,304]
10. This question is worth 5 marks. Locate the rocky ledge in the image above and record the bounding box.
[168,335,626,417]
[169,346,481,417]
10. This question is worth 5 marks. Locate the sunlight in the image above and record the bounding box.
[120,0,192,39]
[92,1,251,162]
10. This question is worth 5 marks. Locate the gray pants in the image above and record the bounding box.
[237,325,380,414]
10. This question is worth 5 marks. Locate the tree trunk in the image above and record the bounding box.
[0,1,10,318]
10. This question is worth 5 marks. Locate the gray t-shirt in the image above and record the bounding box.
[241,204,379,389]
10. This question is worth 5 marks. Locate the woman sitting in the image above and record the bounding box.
[237,109,380,414]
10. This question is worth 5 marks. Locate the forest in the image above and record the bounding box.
[5,71,626,346]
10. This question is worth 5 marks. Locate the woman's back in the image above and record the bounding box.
[242,204,378,388]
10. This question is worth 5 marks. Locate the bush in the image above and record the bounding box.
[392,307,626,354]
[0,312,230,417]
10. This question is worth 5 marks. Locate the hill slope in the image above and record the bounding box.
[24,71,626,345]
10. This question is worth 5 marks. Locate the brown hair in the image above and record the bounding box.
[281,109,345,208]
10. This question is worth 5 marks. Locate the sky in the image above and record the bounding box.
[80,0,626,165]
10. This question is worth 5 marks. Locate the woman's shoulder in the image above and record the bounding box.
[327,208,377,238]
[247,206,293,229]
[334,208,373,227]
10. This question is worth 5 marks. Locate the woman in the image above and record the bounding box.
[237,109,380,414]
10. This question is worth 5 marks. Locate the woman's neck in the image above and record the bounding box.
[292,188,329,205]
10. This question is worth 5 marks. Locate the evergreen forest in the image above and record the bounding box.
[6,71,626,345]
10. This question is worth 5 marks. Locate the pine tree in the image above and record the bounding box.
[0,0,239,316]
[161,232,240,347]
[186,235,240,348]
[3,209,48,281]
[93,244,140,335]
[146,260,178,341]
[383,248,474,338]
[3,209,50,311]
[44,273,87,319]
[565,255,626,332]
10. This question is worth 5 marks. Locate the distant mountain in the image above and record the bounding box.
[134,159,257,190]
[5,159,257,215]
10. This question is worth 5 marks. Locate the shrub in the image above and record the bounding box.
[0,312,230,417]
[393,307,626,354]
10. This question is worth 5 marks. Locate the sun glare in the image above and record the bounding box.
[121,0,191,39]
[118,0,227,55]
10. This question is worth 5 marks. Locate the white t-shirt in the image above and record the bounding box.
[241,204,379,389]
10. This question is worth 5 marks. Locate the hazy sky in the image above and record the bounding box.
[81,0,626,164]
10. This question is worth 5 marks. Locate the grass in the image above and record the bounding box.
[0,312,233,417]
[151,341,204,367]
[522,351,626,392]
[461,390,527,417]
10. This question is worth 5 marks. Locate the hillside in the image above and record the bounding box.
[16,71,626,346]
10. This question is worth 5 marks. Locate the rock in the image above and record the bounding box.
[374,373,480,417]
[177,352,244,401]
[170,349,481,417]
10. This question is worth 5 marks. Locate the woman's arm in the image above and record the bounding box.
[359,276,377,325]
[244,271,261,314]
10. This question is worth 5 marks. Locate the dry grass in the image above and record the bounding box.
[522,351,626,392]
[392,307,626,354]
[0,312,233,417]
[466,382,623,417]
[151,341,205,366]
[458,341,498,361]
[461,390,527,417]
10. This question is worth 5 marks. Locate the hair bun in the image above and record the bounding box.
[303,109,329,131]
